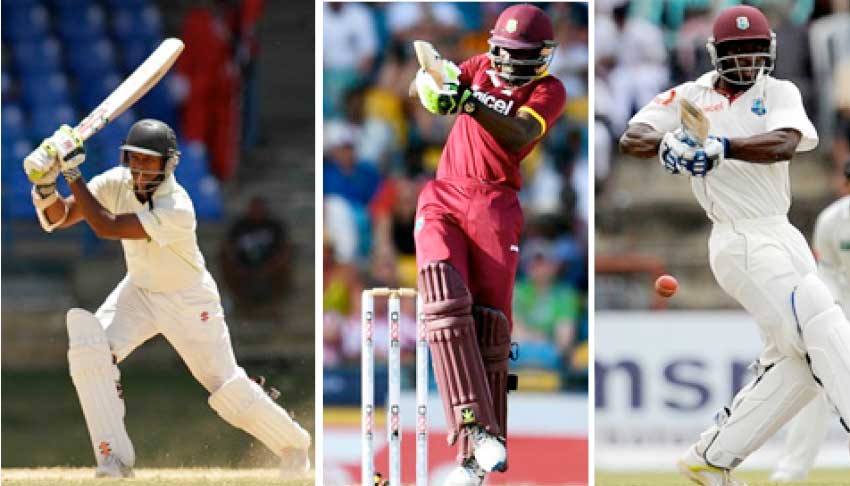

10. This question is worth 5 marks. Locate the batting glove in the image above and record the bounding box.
[679,136,726,178]
[658,130,690,175]
[50,124,86,171]
[415,60,471,115]
[23,140,60,186]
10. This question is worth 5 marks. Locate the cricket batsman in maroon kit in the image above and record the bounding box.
[411,4,566,485]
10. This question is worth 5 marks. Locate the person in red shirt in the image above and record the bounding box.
[411,4,566,485]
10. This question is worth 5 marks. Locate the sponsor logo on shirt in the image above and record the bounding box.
[653,89,676,106]
[510,244,520,253]
[200,311,209,322]
[751,98,767,116]
[472,89,514,115]
[702,102,725,112]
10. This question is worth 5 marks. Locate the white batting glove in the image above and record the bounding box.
[23,140,60,186]
[679,136,726,177]
[658,130,691,176]
[50,124,86,171]
[415,61,470,115]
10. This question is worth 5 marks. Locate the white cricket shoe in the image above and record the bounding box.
[94,455,134,478]
[444,457,486,486]
[676,446,747,486]
[279,447,310,479]
[468,425,506,472]
[768,469,807,483]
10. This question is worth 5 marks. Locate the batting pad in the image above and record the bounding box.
[794,273,850,427]
[66,308,135,467]
[209,372,311,454]
[696,356,819,469]
[419,261,498,447]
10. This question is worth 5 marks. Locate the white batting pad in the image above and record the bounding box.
[696,357,819,469]
[209,372,310,454]
[794,273,850,428]
[66,308,135,467]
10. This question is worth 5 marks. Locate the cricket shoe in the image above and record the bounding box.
[468,425,506,472]
[676,445,747,486]
[444,457,486,486]
[94,455,134,478]
[279,447,310,479]
[768,469,807,483]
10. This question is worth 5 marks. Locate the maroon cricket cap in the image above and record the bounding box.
[712,5,772,44]
[489,3,555,49]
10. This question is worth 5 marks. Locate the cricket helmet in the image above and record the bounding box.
[487,3,557,86]
[706,5,776,85]
[120,119,180,195]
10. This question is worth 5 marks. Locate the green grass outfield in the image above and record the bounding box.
[0,468,312,486]
[596,469,850,486]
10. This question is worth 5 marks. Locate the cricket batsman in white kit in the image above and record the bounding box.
[22,119,311,477]
[619,5,850,485]
[770,159,850,482]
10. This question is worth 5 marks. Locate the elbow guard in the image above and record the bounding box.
[31,187,67,233]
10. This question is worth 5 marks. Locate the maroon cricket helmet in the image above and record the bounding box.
[487,4,557,86]
[706,5,776,85]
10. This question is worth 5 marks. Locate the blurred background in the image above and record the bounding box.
[1,0,315,468]
[594,0,850,473]
[321,2,589,485]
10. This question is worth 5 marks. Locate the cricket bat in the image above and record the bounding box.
[679,98,710,146]
[75,37,184,141]
[413,40,444,86]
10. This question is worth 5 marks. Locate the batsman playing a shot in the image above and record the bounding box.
[770,159,850,483]
[620,5,850,485]
[22,120,310,477]
[410,4,566,485]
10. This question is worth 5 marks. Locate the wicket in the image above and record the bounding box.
[361,288,429,486]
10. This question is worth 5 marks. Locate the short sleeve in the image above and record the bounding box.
[765,80,818,152]
[628,85,684,134]
[137,206,196,247]
[518,77,567,137]
[86,168,122,213]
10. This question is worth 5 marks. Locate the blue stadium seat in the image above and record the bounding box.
[93,110,138,170]
[112,5,162,43]
[136,74,177,127]
[67,38,117,78]
[48,0,95,10]
[190,175,223,220]
[1,138,33,184]
[30,103,76,140]
[4,139,38,219]
[175,141,210,178]
[119,38,157,74]
[76,71,122,113]
[2,70,15,102]
[20,72,71,109]
[103,0,149,9]
[2,104,29,144]
[2,4,51,42]
[12,38,63,76]
[56,4,107,41]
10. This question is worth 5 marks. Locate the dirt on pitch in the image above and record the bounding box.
[0,468,313,486]
[596,469,850,486]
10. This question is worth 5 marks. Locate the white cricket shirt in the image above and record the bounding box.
[88,167,206,292]
[629,71,818,223]
[813,195,850,314]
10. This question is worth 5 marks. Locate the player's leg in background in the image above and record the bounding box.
[153,274,310,465]
[771,392,833,482]
[414,210,506,474]
[68,277,159,477]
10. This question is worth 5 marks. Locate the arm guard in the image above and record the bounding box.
[31,186,68,233]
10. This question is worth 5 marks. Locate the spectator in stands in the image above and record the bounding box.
[340,84,397,169]
[323,2,379,116]
[834,59,850,195]
[512,240,582,371]
[221,196,291,306]
[324,121,382,207]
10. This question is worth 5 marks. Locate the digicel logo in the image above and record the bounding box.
[472,90,514,115]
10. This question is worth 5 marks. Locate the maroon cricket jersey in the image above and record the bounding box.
[437,54,567,190]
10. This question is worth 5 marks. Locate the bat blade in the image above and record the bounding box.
[679,98,710,146]
[75,38,184,141]
[413,40,443,86]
